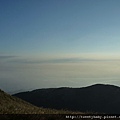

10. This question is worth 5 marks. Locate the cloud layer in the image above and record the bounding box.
[0,54,120,93]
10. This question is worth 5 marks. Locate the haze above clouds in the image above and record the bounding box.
[0,0,120,93]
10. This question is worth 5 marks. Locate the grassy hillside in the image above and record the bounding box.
[0,89,80,114]
[0,89,45,114]
[0,89,84,120]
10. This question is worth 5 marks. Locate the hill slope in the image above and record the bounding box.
[14,84,120,114]
[0,89,78,114]
[0,89,85,120]
[0,89,47,114]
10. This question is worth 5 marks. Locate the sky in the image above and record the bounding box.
[0,0,120,93]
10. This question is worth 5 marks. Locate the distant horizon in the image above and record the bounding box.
[6,83,120,95]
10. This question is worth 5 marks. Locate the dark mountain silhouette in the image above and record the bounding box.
[14,84,120,114]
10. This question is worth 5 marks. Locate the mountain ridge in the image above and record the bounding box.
[14,84,120,114]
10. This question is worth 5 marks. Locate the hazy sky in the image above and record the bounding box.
[0,0,120,93]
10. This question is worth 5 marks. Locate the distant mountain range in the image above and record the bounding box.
[14,84,120,114]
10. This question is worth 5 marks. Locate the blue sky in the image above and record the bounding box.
[0,0,120,93]
[1,0,120,56]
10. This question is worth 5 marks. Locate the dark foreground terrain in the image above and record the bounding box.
[14,84,120,114]
[0,89,83,120]
[0,89,68,114]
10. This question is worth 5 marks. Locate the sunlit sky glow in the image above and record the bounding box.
[0,0,120,93]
